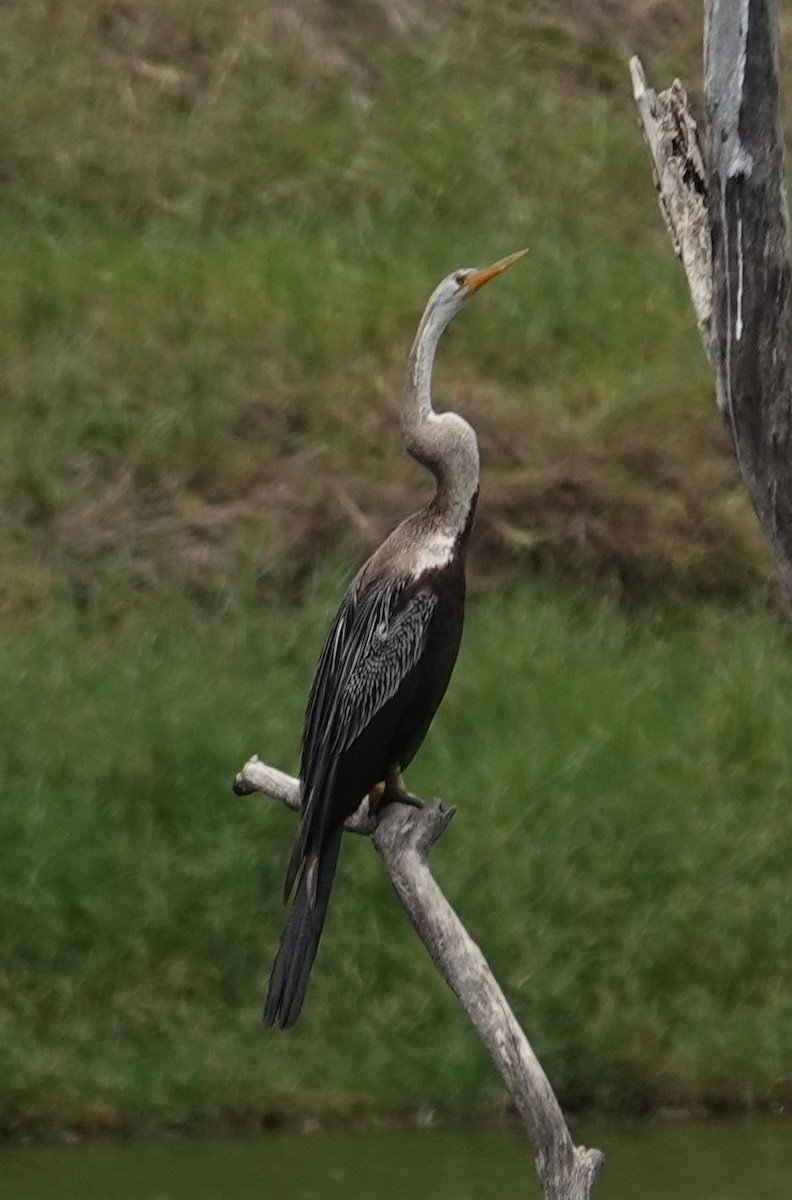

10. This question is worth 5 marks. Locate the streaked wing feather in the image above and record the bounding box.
[300,579,361,778]
[299,576,437,834]
[332,588,437,747]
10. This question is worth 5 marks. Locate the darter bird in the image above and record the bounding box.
[264,249,527,1028]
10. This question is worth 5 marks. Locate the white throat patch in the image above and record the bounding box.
[410,530,456,577]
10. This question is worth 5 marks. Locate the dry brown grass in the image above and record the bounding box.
[0,0,780,615]
[43,386,768,609]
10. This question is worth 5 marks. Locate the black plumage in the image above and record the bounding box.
[264,515,473,1029]
[262,249,524,1029]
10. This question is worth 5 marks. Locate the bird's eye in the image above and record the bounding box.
[454,271,468,287]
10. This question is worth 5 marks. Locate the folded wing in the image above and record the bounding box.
[284,575,438,899]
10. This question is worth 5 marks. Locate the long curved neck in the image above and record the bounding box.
[401,303,480,538]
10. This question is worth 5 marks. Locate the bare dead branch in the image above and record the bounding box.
[234,756,603,1200]
[629,57,713,353]
[233,756,377,834]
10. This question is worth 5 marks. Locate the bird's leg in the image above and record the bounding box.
[386,766,423,808]
[368,766,423,818]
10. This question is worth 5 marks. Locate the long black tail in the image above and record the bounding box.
[263,825,343,1029]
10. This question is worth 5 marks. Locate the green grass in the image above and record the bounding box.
[2,0,791,1136]
[2,581,792,1132]
[1,1,756,615]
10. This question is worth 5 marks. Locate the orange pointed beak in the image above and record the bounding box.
[464,247,528,296]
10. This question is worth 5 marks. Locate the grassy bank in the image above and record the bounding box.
[3,0,792,1138]
[0,1,775,615]
[2,581,792,1135]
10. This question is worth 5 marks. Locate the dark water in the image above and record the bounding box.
[2,1122,790,1199]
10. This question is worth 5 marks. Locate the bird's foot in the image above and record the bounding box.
[386,767,424,810]
[368,770,424,818]
[389,785,423,809]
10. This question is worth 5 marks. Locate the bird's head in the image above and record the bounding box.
[426,248,528,327]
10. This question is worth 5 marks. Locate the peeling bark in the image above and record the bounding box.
[629,58,713,351]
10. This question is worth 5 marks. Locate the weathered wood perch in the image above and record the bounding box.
[632,0,792,603]
[234,756,603,1200]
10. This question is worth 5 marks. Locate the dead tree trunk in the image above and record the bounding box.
[234,758,603,1200]
[632,0,792,601]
